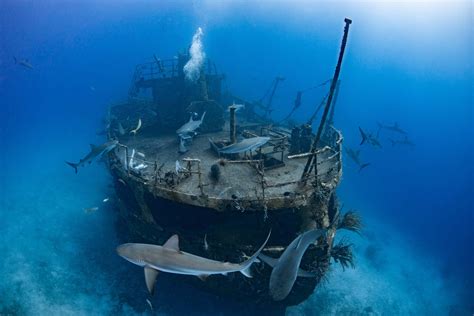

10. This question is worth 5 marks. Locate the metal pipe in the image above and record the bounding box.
[229,105,237,144]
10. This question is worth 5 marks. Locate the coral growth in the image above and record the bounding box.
[337,210,363,234]
[331,238,355,271]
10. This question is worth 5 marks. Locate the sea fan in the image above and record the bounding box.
[331,239,355,271]
[337,210,362,234]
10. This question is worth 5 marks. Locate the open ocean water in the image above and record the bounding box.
[0,1,472,315]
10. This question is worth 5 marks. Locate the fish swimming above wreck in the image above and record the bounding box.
[176,112,206,137]
[66,140,118,173]
[117,231,271,295]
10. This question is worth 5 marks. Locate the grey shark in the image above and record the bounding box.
[344,147,361,165]
[66,140,118,173]
[14,57,33,69]
[344,146,371,172]
[390,136,415,147]
[359,127,382,148]
[219,136,270,154]
[259,228,326,301]
[117,230,271,295]
[377,122,407,135]
[176,112,206,137]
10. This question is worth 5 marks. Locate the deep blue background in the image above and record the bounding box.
[1,1,472,314]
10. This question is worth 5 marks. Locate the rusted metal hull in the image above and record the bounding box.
[109,159,338,306]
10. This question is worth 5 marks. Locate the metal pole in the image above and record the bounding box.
[301,18,352,181]
[229,105,237,143]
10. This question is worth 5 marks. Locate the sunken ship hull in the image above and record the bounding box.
[106,33,350,305]
[109,140,341,306]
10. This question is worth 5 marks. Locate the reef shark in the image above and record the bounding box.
[390,136,415,147]
[259,228,326,301]
[344,146,371,172]
[344,147,361,165]
[377,122,407,135]
[359,127,382,148]
[219,136,271,154]
[14,57,33,69]
[176,112,206,137]
[66,140,118,173]
[117,231,271,295]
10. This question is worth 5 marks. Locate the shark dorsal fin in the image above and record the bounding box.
[144,266,159,295]
[188,115,193,123]
[294,235,303,249]
[163,234,180,251]
[90,144,98,150]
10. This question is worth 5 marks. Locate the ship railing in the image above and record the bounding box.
[114,127,342,200]
[131,58,219,83]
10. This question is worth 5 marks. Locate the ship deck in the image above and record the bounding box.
[110,123,342,212]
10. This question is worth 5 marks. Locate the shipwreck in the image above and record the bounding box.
[105,18,358,307]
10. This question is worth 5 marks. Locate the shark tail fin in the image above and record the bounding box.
[239,229,271,278]
[65,161,78,174]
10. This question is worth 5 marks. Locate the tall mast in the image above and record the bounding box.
[301,18,352,181]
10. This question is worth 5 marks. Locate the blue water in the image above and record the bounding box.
[1,1,472,315]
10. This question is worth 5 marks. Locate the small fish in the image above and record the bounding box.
[136,151,145,158]
[83,206,99,214]
[118,179,126,185]
[130,118,142,135]
[146,299,153,311]
[103,198,109,203]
